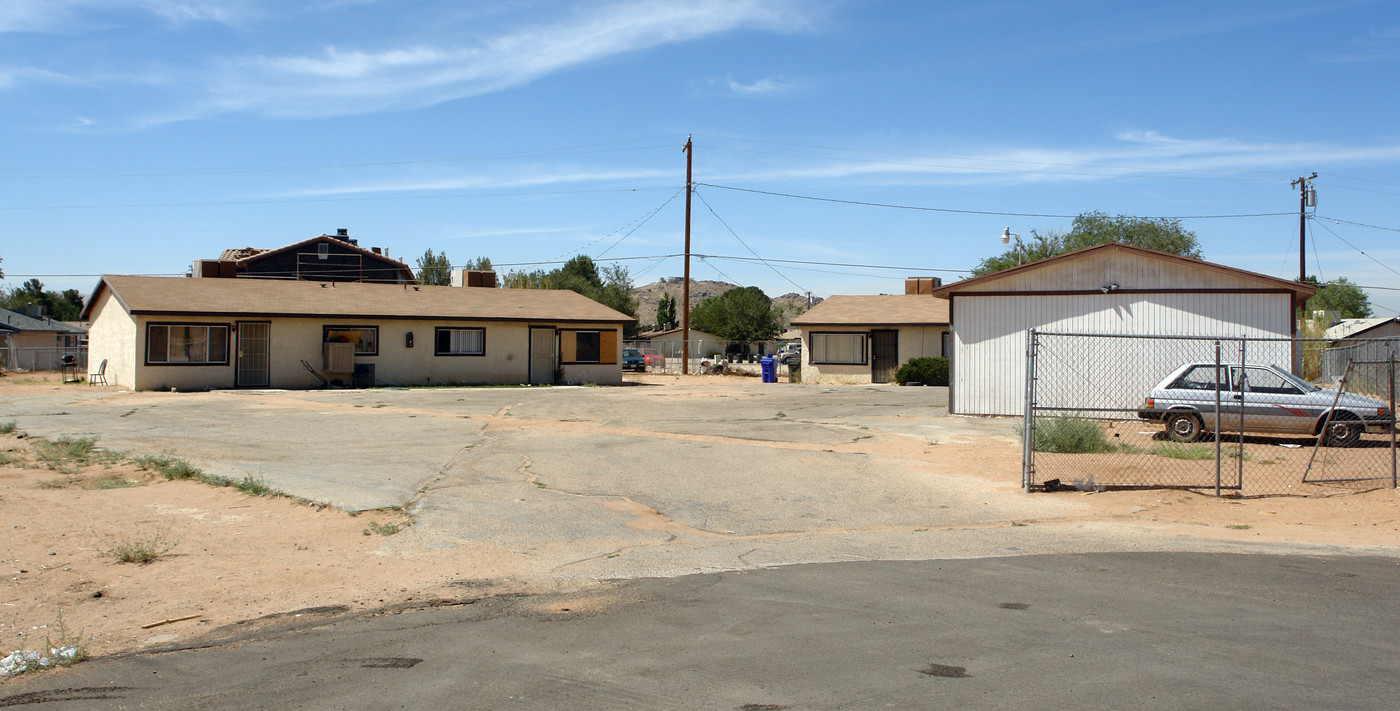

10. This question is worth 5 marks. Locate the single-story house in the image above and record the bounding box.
[1324,317,1400,342]
[790,282,950,384]
[1,307,87,371]
[81,275,634,390]
[192,230,416,284]
[929,243,1316,416]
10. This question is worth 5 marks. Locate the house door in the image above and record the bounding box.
[871,330,899,383]
[236,322,270,388]
[529,327,556,385]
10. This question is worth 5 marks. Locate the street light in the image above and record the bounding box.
[1001,227,1023,266]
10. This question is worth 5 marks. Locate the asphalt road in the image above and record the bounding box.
[6,552,1398,710]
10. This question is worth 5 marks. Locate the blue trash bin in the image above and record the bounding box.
[760,356,776,383]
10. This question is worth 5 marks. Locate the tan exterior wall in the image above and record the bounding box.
[112,312,622,391]
[85,293,138,387]
[799,325,949,385]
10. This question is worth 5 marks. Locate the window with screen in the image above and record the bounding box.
[435,328,485,356]
[146,324,230,365]
[810,333,868,364]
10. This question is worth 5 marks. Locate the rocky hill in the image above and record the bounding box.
[631,277,821,333]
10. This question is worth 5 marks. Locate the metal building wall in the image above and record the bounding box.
[952,292,1295,416]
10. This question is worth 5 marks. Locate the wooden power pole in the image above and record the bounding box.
[1291,172,1317,282]
[682,136,693,374]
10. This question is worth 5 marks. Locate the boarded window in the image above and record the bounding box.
[435,328,485,356]
[146,324,230,365]
[324,326,378,356]
[811,333,868,364]
[560,329,617,364]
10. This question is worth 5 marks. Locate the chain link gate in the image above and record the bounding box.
[1022,331,1399,496]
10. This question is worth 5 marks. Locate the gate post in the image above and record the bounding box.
[1022,329,1038,492]
[1214,341,1222,497]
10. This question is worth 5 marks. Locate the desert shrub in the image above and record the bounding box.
[33,436,120,474]
[894,357,949,386]
[0,421,17,435]
[1030,416,1117,453]
[131,453,202,480]
[105,526,180,564]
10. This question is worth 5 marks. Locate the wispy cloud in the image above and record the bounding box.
[720,75,800,96]
[192,0,818,121]
[705,131,1400,187]
[0,0,258,32]
[274,166,674,198]
[1316,27,1400,63]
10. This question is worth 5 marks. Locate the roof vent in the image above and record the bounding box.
[336,228,349,237]
[372,247,382,255]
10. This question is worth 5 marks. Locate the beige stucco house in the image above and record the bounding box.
[790,287,950,385]
[81,276,634,390]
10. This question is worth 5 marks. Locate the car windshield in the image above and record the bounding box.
[624,349,640,357]
[1274,367,1321,392]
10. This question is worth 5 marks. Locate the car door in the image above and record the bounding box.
[1231,366,1311,434]
[1163,364,1235,431]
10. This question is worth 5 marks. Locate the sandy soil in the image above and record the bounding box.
[2,372,1398,668]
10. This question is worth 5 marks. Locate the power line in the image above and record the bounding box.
[547,188,683,263]
[695,254,969,274]
[694,183,1293,220]
[1308,216,1400,280]
[1313,215,1400,234]
[692,188,809,294]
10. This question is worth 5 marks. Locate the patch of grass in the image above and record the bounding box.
[1226,524,1252,530]
[363,520,408,536]
[1147,443,1251,461]
[0,421,17,435]
[234,473,278,497]
[88,475,141,490]
[104,526,180,564]
[131,453,202,480]
[1030,416,1118,454]
[774,411,786,419]
[0,451,20,466]
[0,611,87,678]
[533,481,546,489]
[32,436,121,474]
[37,478,68,489]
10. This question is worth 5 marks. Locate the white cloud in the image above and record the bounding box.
[724,76,798,96]
[191,0,818,120]
[275,166,674,198]
[0,0,258,32]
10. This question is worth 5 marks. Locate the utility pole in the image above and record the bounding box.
[682,136,693,374]
[1291,172,1317,282]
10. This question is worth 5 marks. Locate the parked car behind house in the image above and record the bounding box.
[1137,362,1391,446]
[622,348,646,372]
[639,348,664,367]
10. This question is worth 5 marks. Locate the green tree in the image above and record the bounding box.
[973,212,1202,276]
[461,256,492,272]
[495,255,640,335]
[655,293,677,330]
[0,279,83,320]
[689,286,780,342]
[415,249,452,286]
[1304,276,1372,319]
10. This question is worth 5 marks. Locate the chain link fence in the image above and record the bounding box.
[1,346,88,373]
[624,339,796,376]
[1023,331,1398,496]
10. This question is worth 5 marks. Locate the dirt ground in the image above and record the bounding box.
[2,372,1398,668]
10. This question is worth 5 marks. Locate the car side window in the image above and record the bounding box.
[1170,366,1222,390]
[1239,368,1301,395]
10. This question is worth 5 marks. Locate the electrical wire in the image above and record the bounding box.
[694,183,1293,220]
[692,188,809,294]
[1313,216,1400,234]
[547,188,683,263]
[1308,217,1400,279]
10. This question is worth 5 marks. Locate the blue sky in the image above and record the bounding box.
[3,0,1400,315]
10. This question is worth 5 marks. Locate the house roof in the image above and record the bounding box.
[1324,317,1399,340]
[927,242,1317,299]
[81,276,635,324]
[791,294,949,327]
[221,234,416,282]
[0,308,87,335]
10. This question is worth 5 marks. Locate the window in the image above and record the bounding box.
[317,242,329,260]
[323,326,378,356]
[560,329,617,364]
[1231,367,1301,395]
[435,328,485,356]
[146,324,229,365]
[1171,365,1224,391]
[810,333,867,364]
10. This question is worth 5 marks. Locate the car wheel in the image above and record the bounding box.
[1322,414,1362,447]
[1165,412,1202,442]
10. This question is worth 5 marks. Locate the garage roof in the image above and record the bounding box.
[792,294,949,327]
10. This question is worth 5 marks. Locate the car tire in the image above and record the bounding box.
[1322,414,1362,447]
[1165,412,1203,442]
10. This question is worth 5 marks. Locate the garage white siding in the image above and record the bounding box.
[952,292,1297,416]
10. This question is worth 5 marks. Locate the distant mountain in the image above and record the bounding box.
[631,277,822,333]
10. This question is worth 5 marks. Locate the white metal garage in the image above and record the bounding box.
[929,243,1316,416]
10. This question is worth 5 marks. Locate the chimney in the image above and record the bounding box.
[372,247,382,255]
[904,277,943,295]
[336,228,349,237]
[450,269,498,288]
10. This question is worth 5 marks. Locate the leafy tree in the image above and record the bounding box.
[495,255,640,335]
[655,293,677,330]
[689,286,780,342]
[0,279,84,320]
[415,249,452,286]
[461,256,492,272]
[973,212,1202,276]
[1304,276,1372,319]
